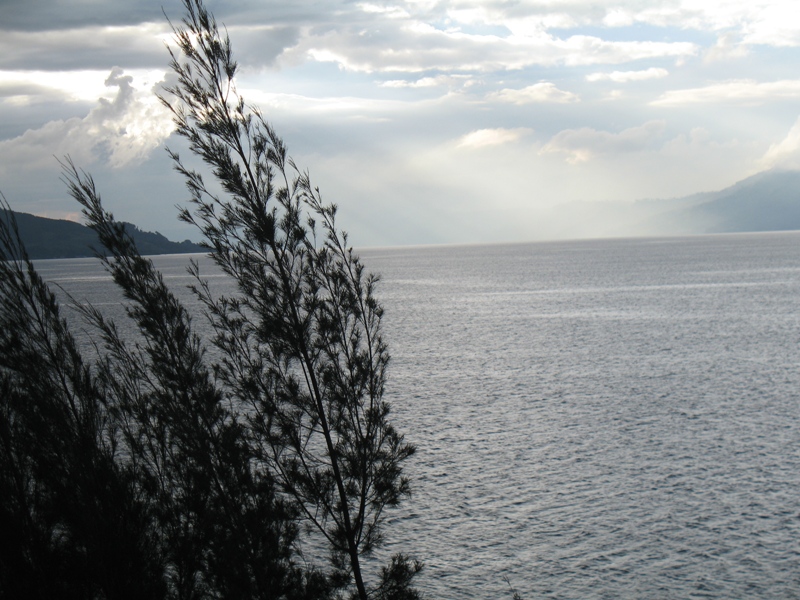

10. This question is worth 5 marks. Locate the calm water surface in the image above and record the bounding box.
[40,232,800,599]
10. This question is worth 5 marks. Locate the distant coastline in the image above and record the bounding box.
[1,210,204,259]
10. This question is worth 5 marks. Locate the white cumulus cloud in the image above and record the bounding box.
[704,32,749,62]
[741,2,800,46]
[489,82,579,104]
[603,8,635,27]
[586,68,669,83]
[0,67,174,174]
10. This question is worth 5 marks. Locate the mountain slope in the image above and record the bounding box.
[641,169,800,235]
[1,210,204,259]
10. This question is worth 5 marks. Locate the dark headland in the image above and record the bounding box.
[1,210,204,259]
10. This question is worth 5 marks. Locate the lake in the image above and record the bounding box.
[38,231,800,599]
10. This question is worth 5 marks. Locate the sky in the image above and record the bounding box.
[2,0,800,246]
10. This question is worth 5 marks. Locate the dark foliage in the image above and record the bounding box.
[0,0,420,598]
[158,1,419,597]
[0,192,167,600]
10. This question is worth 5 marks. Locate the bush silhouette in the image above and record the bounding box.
[0,1,420,598]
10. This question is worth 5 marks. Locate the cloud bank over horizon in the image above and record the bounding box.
[2,0,800,246]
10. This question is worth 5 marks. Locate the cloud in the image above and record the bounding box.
[381,77,442,88]
[652,79,800,106]
[239,87,426,122]
[2,0,798,247]
[0,68,166,104]
[703,32,749,63]
[741,2,800,47]
[0,79,56,103]
[441,1,793,44]
[489,82,578,104]
[602,8,635,27]
[586,68,668,83]
[0,0,796,80]
[217,25,302,69]
[0,0,166,31]
[286,15,698,73]
[595,2,800,47]
[380,74,473,89]
[761,116,800,169]
[457,128,531,149]
[541,120,666,163]
[447,1,800,51]
[357,3,411,18]
[0,68,173,174]
[0,24,169,71]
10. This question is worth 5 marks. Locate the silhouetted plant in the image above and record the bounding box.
[0,0,420,598]
[159,1,420,597]
[0,194,166,600]
[62,161,328,600]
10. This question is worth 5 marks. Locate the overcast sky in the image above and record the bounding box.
[2,0,800,246]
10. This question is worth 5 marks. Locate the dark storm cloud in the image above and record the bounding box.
[0,1,169,69]
[0,1,309,71]
[224,25,302,69]
[8,24,304,73]
[0,27,168,70]
[0,80,55,98]
[0,0,344,32]
[0,0,167,31]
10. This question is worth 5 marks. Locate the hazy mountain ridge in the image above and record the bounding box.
[643,170,800,234]
[543,169,800,240]
[1,210,204,259]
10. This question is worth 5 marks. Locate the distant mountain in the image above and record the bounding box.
[541,169,800,240]
[1,210,204,259]
[642,169,800,235]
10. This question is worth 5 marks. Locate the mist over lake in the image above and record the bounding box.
[41,231,800,599]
